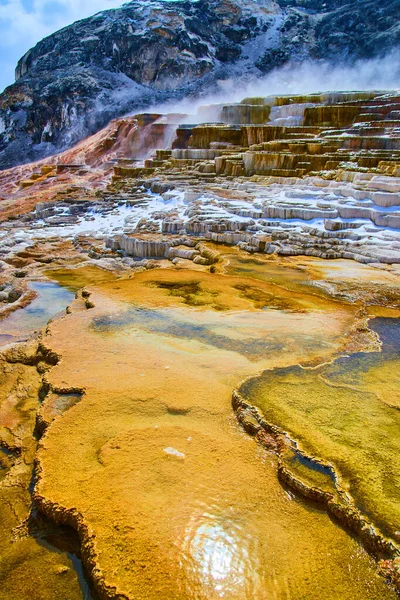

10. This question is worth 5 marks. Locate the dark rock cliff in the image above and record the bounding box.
[0,0,399,169]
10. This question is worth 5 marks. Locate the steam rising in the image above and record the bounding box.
[147,50,400,122]
[241,51,400,97]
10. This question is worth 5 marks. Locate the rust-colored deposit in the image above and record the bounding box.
[0,116,139,220]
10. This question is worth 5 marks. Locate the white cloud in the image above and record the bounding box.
[0,0,123,92]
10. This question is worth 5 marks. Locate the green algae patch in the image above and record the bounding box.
[218,249,400,311]
[240,318,400,542]
[110,266,354,317]
[218,249,313,289]
[152,279,224,309]
[232,282,307,311]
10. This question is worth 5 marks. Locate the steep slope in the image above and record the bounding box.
[0,0,399,169]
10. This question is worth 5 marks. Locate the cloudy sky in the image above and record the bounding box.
[0,0,124,93]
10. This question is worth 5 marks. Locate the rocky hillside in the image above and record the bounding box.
[0,0,399,169]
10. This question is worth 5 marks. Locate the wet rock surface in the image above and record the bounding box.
[0,342,86,600]
[32,268,399,599]
[0,223,399,598]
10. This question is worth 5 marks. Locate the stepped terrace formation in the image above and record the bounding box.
[1,0,400,169]
[2,90,400,266]
[0,89,400,599]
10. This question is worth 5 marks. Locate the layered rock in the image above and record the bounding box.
[1,89,400,266]
[1,0,400,168]
[113,91,400,264]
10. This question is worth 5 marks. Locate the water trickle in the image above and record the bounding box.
[28,510,98,600]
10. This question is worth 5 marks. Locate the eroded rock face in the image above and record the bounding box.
[0,0,278,168]
[1,0,400,168]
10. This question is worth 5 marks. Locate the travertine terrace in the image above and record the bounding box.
[0,90,400,599]
[113,91,400,265]
[2,90,400,266]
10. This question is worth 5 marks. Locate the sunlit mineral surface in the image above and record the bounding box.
[21,261,396,600]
